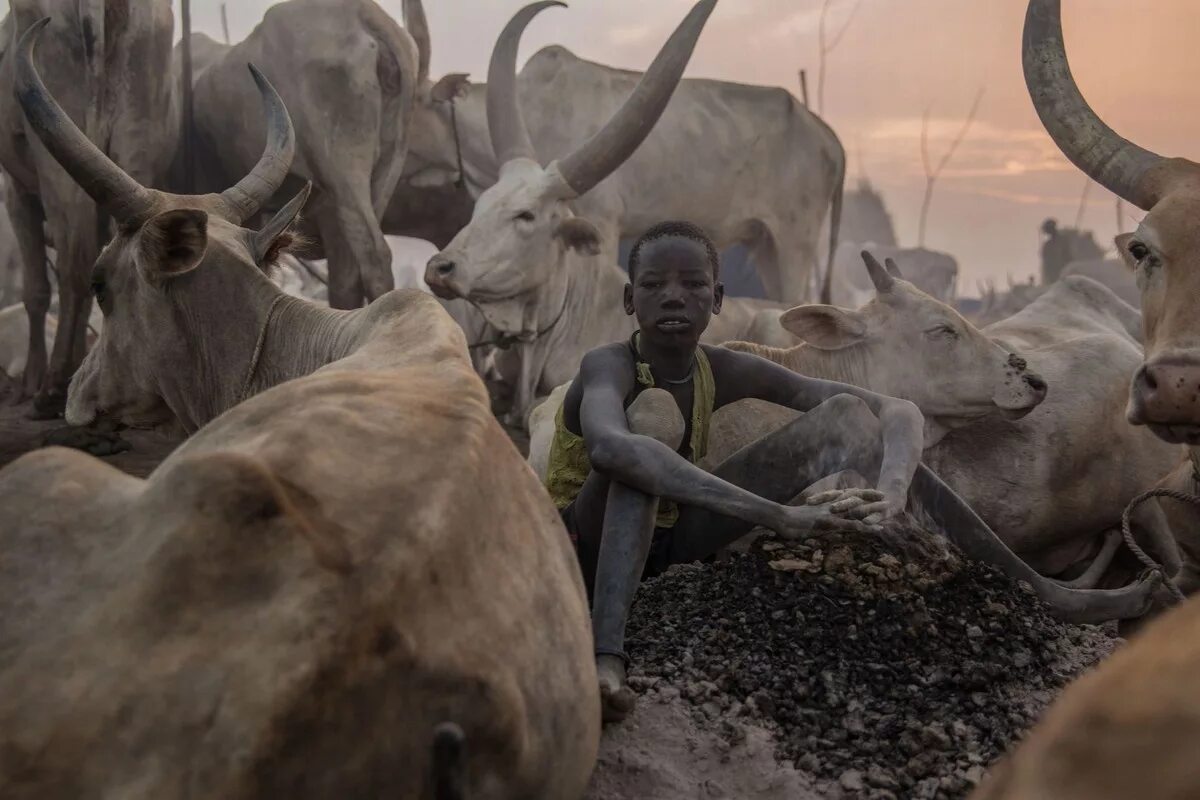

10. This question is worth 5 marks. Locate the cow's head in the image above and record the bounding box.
[425,0,716,336]
[782,252,1047,443]
[1025,0,1200,444]
[12,19,305,433]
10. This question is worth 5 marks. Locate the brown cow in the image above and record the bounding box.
[0,21,597,798]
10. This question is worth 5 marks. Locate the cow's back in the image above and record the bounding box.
[0,295,598,798]
[519,46,842,235]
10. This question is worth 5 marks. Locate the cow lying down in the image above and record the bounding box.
[712,256,1182,597]
[0,25,597,799]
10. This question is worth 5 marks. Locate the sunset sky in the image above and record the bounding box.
[5,0,1197,294]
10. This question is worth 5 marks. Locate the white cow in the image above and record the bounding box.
[396,0,845,305]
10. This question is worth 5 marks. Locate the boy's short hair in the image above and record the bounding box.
[628,220,720,281]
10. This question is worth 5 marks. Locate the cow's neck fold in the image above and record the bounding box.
[245,294,360,400]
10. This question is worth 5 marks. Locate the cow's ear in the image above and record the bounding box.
[554,217,602,256]
[137,208,208,283]
[780,305,867,349]
[1114,232,1137,271]
[254,183,311,267]
[430,72,471,103]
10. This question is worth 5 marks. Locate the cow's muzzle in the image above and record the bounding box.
[1128,359,1200,444]
[424,254,462,300]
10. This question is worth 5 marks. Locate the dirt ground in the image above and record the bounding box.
[0,399,179,477]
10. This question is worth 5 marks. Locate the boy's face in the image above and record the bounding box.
[624,237,723,348]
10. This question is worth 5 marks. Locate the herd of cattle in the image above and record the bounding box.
[0,0,1198,796]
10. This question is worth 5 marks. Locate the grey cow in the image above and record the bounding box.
[184,0,420,309]
[0,2,177,415]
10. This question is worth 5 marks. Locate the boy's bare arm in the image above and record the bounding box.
[574,347,873,538]
[707,346,924,520]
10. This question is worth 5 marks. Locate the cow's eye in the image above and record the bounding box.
[1128,241,1150,262]
[91,279,107,303]
[514,210,535,223]
[926,323,957,339]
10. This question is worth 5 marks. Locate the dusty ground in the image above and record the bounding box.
[1,396,1116,799]
[0,399,179,477]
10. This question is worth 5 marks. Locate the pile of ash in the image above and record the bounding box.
[624,527,1117,799]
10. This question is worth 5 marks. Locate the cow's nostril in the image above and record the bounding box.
[436,260,455,277]
[1142,367,1158,391]
[1025,374,1047,393]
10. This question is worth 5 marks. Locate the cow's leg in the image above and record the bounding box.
[582,389,684,722]
[38,204,97,418]
[333,181,394,306]
[6,186,49,404]
[310,197,367,310]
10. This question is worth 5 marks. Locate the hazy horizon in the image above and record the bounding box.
[2,0,1196,296]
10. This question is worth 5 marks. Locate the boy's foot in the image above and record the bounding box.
[597,653,636,723]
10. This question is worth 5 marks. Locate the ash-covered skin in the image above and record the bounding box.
[625,533,1117,799]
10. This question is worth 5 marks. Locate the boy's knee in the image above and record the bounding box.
[627,388,685,450]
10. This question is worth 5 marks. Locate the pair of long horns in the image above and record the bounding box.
[1022,0,1188,211]
[861,251,903,293]
[15,17,293,226]
[486,0,716,198]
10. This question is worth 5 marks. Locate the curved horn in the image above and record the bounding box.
[861,251,894,293]
[884,257,904,280]
[552,0,717,197]
[403,0,432,86]
[14,18,157,223]
[486,2,565,166]
[216,64,296,224]
[1022,0,1166,210]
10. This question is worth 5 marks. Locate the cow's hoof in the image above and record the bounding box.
[30,390,66,420]
[41,425,132,457]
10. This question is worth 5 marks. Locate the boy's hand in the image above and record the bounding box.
[806,487,902,525]
[773,493,883,541]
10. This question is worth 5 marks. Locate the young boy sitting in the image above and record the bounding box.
[545,221,925,721]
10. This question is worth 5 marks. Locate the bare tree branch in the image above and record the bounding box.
[917,87,985,247]
[817,0,863,115]
[1074,177,1091,229]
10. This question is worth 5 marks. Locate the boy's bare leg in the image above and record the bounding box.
[590,389,684,722]
[671,393,884,562]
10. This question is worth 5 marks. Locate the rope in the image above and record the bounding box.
[238,294,286,403]
[1120,486,1199,605]
[466,290,570,351]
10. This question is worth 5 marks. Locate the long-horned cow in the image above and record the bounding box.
[0,2,177,415]
[186,0,420,309]
[1025,0,1200,600]
[400,0,844,305]
[1024,0,1200,444]
[426,0,723,424]
[0,21,599,797]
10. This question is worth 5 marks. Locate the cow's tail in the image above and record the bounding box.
[359,4,420,214]
[819,141,845,305]
[432,721,467,800]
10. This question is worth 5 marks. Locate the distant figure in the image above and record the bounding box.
[1040,219,1071,285]
[1041,218,1104,286]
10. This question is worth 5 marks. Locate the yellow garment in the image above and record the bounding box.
[545,341,715,528]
